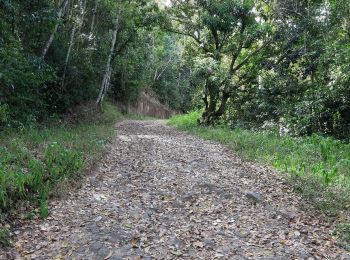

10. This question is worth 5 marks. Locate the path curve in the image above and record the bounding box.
[4,120,348,259]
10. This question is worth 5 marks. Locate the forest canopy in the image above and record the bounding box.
[0,0,192,127]
[1,0,350,139]
[162,0,350,139]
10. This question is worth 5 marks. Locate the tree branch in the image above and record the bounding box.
[231,40,270,74]
[165,27,210,53]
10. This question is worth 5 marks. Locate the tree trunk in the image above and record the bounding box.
[41,0,69,60]
[214,92,230,118]
[98,66,112,105]
[61,24,77,88]
[61,0,86,88]
[153,57,175,83]
[200,82,218,125]
[75,0,87,50]
[200,84,230,125]
[90,0,99,35]
[96,17,119,107]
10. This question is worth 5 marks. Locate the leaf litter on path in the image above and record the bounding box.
[2,120,349,259]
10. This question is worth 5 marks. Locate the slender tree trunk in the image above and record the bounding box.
[90,0,99,35]
[61,0,86,88]
[75,0,87,50]
[200,82,218,125]
[99,66,112,105]
[214,92,230,118]
[153,68,158,82]
[41,0,69,60]
[202,79,209,109]
[96,17,119,107]
[61,24,77,88]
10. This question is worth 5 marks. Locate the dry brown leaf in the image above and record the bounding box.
[193,241,204,248]
[104,250,113,259]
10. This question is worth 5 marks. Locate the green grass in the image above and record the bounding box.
[169,112,350,213]
[336,223,350,250]
[0,228,10,247]
[0,102,123,215]
[170,111,350,248]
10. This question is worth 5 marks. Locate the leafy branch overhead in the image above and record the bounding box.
[162,0,272,124]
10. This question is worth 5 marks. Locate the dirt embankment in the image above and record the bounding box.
[117,92,173,119]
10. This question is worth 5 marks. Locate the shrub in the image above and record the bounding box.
[0,102,121,215]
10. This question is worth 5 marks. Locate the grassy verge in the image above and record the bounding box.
[0,103,122,224]
[169,112,350,213]
[170,112,350,248]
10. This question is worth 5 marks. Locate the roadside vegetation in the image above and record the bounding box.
[169,112,350,215]
[2,0,350,251]
[0,103,121,223]
[169,111,350,249]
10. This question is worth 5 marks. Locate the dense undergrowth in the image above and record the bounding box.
[0,103,122,223]
[169,112,350,214]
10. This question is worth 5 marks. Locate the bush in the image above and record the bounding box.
[168,111,201,129]
[0,140,84,209]
[0,104,9,128]
[0,102,122,214]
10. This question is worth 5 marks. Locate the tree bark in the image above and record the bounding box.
[61,0,86,88]
[75,0,87,50]
[153,57,175,83]
[96,17,119,107]
[90,0,99,35]
[200,82,219,125]
[200,92,229,125]
[41,0,69,60]
[61,24,77,88]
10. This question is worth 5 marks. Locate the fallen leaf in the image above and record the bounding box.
[104,250,113,259]
[193,241,204,248]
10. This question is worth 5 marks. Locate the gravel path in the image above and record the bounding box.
[3,120,348,259]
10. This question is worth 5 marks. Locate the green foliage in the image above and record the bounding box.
[0,105,9,126]
[0,0,177,127]
[164,0,271,124]
[39,200,49,219]
[163,0,350,138]
[112,29,193,112]
[169,113,350,212]
[0,228,11,247]
[220,0,350,139]
[25,212,35,220]
[0,102,122,214]
[169,111,201,129]
[0,140,84,209]
[335,223,350,250]
[44,143,84,181]
[149,33,193,111]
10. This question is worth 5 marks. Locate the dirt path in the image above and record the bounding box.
[4,120,348,259]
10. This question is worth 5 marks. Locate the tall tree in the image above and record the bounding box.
[61,0,87,88]
[96,15,120,107]
[164,0,270,124]
[41,0,70,60]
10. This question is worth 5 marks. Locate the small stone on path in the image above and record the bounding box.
[245,191,262,203]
